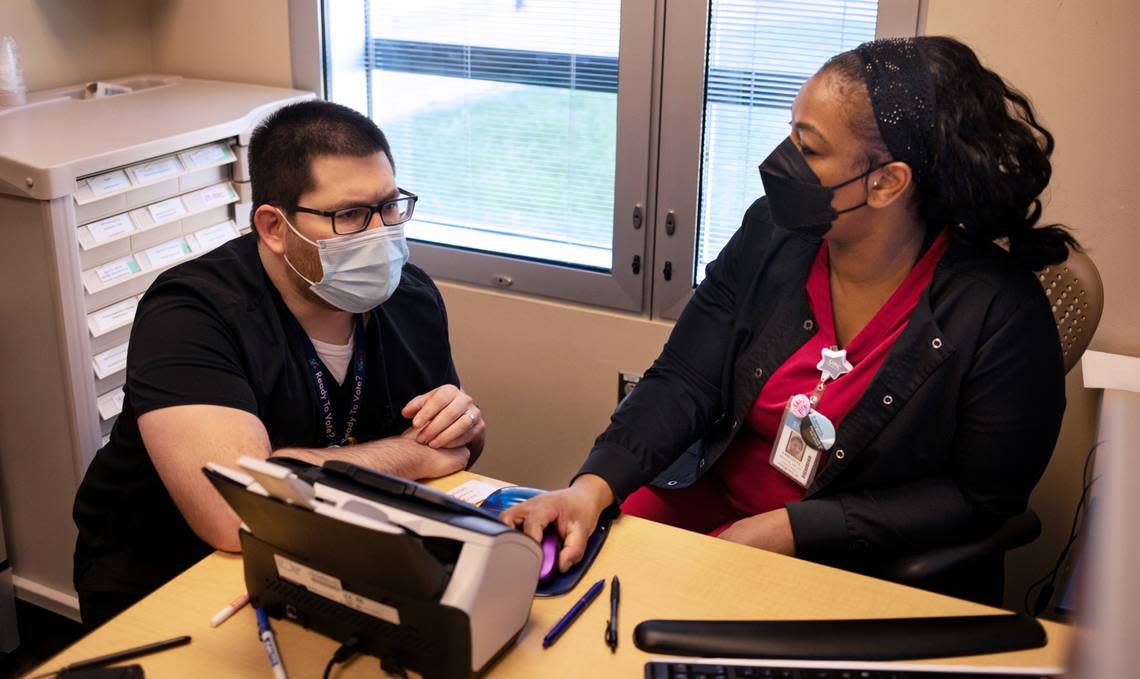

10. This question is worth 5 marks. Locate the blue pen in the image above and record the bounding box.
[542,578,606,649]
[255,607,288,679]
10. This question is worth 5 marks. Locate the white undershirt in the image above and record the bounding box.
[309,333,355,385]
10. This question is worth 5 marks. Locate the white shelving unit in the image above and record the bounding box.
[0,75,312,619]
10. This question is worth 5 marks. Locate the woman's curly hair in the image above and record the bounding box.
[822,36,1078,269]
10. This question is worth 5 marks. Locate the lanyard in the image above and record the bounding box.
[297,314,367,447]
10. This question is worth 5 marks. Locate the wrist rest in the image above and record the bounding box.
[634,614,1046,660]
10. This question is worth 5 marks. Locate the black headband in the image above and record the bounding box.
[853,38,936,185]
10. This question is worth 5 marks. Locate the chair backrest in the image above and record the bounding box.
[1037,248,1103,374]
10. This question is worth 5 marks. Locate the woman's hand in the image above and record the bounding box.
[500,474,614,571]
[717,508,796,556]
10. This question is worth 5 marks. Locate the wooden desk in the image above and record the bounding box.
[33,472,1070,677]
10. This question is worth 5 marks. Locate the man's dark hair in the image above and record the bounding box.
[248,100,394,225]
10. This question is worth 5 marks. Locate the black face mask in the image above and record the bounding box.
[758,137,885,237]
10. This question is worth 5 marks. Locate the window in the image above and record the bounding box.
[324,0,653,311]
[310,0,920,316]
[696,0,878,284]
[651,0,917,317]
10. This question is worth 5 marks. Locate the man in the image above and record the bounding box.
[73,100,485,626]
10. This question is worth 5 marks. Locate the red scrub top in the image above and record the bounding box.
[621,231,949,533]
[716,230,950,516]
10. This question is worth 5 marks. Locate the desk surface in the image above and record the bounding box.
[33,472,1070,678]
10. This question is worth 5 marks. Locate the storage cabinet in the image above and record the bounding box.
[0,75,311,617]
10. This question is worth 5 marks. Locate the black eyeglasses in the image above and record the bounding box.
[292,188,418,235]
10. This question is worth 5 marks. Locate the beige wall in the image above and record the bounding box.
[925,0,1140,357]
[438,282,672,488]
[0,0,292,93]
[0,0,154,91]
[150,0,293,88]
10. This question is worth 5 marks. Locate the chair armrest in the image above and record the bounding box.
[880,511,1041,584]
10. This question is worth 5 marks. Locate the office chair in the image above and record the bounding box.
[879,247,1104,605]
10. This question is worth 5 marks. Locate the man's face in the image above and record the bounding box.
[283,152,397,303]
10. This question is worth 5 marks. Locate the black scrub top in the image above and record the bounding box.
[73,233,460,602]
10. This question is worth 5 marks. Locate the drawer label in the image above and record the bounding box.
[147,197,188,223]
[94,257,141,285]
[86,213,136,245]
[129,156,183,184]
[87,170,132,198]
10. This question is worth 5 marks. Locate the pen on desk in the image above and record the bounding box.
[58,635,192,672]
[542,578,605,649]
[605,576,620,652]
[255,607,288,679]
[210,591,250,627]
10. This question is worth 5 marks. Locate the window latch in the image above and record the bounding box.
[632,255,641,275]
[663,261,673,281]
[632,204,643,230]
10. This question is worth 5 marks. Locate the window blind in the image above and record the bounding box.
[350,0,622,269]
[696,0,878,282]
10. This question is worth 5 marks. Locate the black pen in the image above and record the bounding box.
[59,635,191,672]
[605,575,620,652]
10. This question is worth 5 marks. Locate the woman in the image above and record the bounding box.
[503,37,1076,595]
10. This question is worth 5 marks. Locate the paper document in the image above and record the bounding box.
[447,480,507,505]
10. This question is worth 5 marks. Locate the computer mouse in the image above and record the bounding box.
[539,526,562,582]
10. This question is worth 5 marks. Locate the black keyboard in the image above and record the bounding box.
[645,661,1059,679]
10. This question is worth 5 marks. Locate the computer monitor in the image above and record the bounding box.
[1066,372,1140,678]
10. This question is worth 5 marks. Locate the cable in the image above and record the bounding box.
[321,636,360,679]
[1023,443,1099,617]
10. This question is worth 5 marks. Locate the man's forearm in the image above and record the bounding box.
[272,435,459,480]
[273,436,426,477]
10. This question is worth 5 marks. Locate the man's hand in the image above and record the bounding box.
[500,474,614,571]
[402,385,485,451]
[404,438,471,479]
[716,508,796,556]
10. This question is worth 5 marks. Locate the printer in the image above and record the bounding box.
[203,456,542,679]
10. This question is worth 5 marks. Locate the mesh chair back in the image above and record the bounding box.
[1037,249,1103,374]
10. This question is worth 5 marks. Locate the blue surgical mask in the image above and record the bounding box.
[277,208,410,313]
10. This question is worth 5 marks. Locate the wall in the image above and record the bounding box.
[150,0,293,88]
[924,0,1139,611]
[0,0,154,91]
[437,282,672,488]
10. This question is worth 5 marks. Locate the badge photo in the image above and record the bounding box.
[769,396,823,488]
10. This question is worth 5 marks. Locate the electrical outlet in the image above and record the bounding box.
[617,372,642,405]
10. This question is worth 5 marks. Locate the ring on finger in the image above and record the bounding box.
[465,411,477,424]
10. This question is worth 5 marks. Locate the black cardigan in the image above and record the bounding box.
[578,197,1065,570]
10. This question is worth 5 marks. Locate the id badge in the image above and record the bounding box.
[769,395,823,488]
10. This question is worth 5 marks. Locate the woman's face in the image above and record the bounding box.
[789,71,881,224]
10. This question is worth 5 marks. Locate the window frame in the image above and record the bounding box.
[300,0,657,313]
[290,0,925,318]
